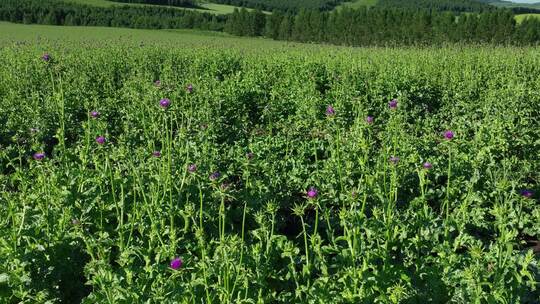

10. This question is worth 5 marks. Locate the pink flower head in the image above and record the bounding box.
[188,164,197,173]
[326,105,335,116]
[423,162,433,169]
[170,257,182,270]
[366,116,374,124]
[159,98,171,108]
[186,84,193,93]
[90,111,100,118]
[33,152,45,160]
[95,136,106,145]
[307,187,318,199]
[444,130,454,140]
[388,99,398,109]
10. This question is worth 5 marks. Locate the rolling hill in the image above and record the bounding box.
[60,0,256,14]
[478,0,540,9]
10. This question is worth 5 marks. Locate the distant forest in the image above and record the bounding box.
[110,0,198,8]
[1,0,540,46]
[0,0,225,31]
[247,7,540,45]
[209,0,346,12]
[377,0,493,12]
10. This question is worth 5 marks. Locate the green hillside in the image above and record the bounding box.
[479,0,540,9]
[515,12,540,22]
[61,0,251,14]
[0,21,290,47]
[334,0,378,10]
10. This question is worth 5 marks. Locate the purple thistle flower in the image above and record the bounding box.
[90,111,100,119]
[210,171,221,181]
[246,152,254,160]
[186,84,194,93]
[326,105,335,116]
[33,152,45,160]
[388,99,398,110]
[444,130,454,140]
[389,156,399,165]
[521,189,534,199]
[188,164,197,173]
[42,53,51,62]
[159,98,171,108]
[152,151,161,158]
[154,80,161,87]
[170,257,183,270]
[95,136,106,145]
[307,187,318,199]
[423,162,433,169]
[366,116,374,124]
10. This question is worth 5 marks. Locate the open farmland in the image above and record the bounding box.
[1,23,540,303]
[335,0,378,10]
[516,13,540,22]
[0,22,289,48]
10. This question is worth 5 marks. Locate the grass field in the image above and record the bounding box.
[1,22,540,303]
[515,13,540,23]
[61,0,252,14]
[335,0,378,10]
[0,22,295,49]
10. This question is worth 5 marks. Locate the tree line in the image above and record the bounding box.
[381,0,540,14]
[1,0,540,46]
[0,0,225,31]
[209,0,345,13]
[228,6,540,45]
[377,0,493,12]
[109,0,198,8]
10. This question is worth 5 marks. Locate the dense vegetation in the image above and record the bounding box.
[1,36,539,303]
[233,7,540,45]
[209,0,345,12]
[109,0,197,8]
[377,0,492,12]
[0,0,225,31]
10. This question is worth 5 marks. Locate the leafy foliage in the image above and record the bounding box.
[377,0,492,12]
[209,0,347,12]
[0,0,226,30]
[109,0,197,8]
[0,39,539,303]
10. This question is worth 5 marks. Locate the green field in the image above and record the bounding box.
[516,13,540,23]
[61,0,251,14]
[1,22,540,303]
[0,22,296,48]
[335,0,378,10]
